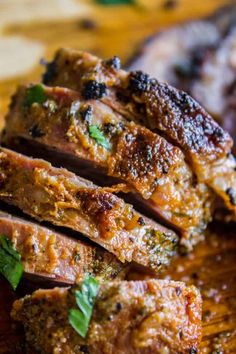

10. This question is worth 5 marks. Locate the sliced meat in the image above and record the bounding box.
[4,84,213,247]
[0,148,178,271]
[11,279,202,354]
[0,211,126,284]
[42,49,235,216]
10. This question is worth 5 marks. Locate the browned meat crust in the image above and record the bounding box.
[0,148,178,271]
[4,85,214,247]
[42,49,236,215]
[11,280,202,354]
[0,211,126,283]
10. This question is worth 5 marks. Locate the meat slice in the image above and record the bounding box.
[42,49,236,215]
[4,84,213,247]
[0,148,178,271]
[11,279,202,354]
[0,211,126,284]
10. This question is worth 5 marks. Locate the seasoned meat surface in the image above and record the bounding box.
[42,49,236,215]
[4,84,214,247]
[0,148,178,271]
[12,280,202,354]
[0,211,126,283]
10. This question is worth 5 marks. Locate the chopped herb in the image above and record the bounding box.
[25,84,47,106]
[96,0,135,5]
[89,125,110,149]
[69,276,99,338]
[0,236,23,290]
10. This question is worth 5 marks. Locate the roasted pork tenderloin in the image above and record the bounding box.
[4,84,214,248]
[0,148,178,272]
[11,279,202,354]
[0,211,126,284]
[41,49,236,217]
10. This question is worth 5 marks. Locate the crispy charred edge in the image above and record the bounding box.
[11,280,202,353]
[126,71,233,159]
[5,84,183,197]
[42,49,233,163]
[0,148,178,270]
[0,211,127,283]
[4,84,217,246]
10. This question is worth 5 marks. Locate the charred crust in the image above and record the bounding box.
[82,80,107,100]
[29,124,45,138]
[77,190,115,215]
[128,71,150,94]
[104,56,121,71]
[42,58,58,85]
[116,91,130,103]
[226,187,236,205]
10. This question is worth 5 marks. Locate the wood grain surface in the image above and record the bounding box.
[0,1,235,353]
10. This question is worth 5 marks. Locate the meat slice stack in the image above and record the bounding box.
[1,48,235,353]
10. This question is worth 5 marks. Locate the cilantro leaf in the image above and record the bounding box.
[0,236,23,290]
[89,125,110,150]
[25,84,47,106]
[68,276,99,338]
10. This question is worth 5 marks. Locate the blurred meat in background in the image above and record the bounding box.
[129,5,236,142]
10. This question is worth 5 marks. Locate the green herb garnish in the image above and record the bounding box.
[0,236,23,290]
[89,125,110,150]
[68,276,99,338]
[96,0,135,5]
[25,84,47,106]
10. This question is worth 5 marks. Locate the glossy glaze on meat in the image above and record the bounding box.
[0,211,126,284]
[42,48,236,217]
[0,148,178,271]
[4,84,214,248]
[11,279,202,354]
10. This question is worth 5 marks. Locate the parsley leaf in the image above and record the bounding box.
[68,276,99,338]
[96,0,135,5]
[89,125,110,150]
[25,84,47,106]
[0,236,23,290]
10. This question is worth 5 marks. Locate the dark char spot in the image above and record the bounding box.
[82,80,107,100]
[128,71,150,94]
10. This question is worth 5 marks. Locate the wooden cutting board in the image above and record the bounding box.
[0,1,235,353]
